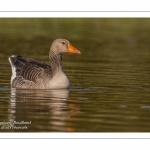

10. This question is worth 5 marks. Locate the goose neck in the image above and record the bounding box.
[49,51,63,75]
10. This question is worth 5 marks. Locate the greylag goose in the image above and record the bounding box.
[8,38,81,89]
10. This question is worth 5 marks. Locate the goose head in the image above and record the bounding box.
[50,39,81,55]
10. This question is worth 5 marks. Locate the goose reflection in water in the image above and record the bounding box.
[9,88,80,132]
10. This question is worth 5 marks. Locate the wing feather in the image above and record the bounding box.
[9,55,52,84]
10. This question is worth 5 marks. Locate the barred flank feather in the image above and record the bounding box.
[8,55,52,89]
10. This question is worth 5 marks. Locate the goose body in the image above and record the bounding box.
[8,39,81,89]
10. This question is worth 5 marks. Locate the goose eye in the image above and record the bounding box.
[62,42,65,45]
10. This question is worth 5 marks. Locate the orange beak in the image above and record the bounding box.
[67,44,81,54]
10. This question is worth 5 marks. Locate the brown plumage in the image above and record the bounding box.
[8,39,81,89]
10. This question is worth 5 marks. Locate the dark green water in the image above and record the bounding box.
[0,18,150,132]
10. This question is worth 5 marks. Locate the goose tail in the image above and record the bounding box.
[8,55,18,84]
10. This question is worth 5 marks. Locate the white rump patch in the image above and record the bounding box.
[8,56,16,84]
